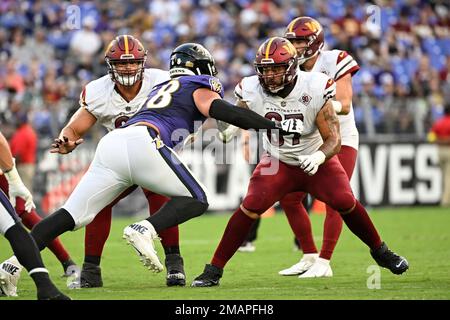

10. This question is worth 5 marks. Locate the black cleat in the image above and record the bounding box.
[80,263,103,288]
[191,264,223,287]
[38,287,71,300]
[165,254,186,287]
[370,242,409,275]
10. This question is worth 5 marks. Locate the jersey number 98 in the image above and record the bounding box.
[146,80,180,109]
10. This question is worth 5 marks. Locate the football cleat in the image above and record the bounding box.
[278,253,318,276]
[298,257,333,278]
[165,254,186,287]
[38,286,71,300]
[191,264,223,287]
[123,220,164,273]
[67,262,103,289]
[62,259,80,278]
[0,258,23,297]
[370,242,409,275]
[238,242,256,253]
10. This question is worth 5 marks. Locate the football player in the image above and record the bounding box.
[277,16,361,278]
[0,151,78,288]
[230,17,362,277]
[0,131,69,300]
[1,35,183,289]
[51,35,186,288]
[191,37,408,287]
[16,43,303,283]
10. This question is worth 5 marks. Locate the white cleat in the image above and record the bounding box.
[123,220,164,273]
[238,242,256,253]
[298,257,333,278]
[278,253,318,276]
[0,257,23,297]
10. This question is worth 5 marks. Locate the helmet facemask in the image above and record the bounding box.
[255,59,298,94]
[106,57,146,86]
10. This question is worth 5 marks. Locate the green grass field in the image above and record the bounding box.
[1,207,450,300]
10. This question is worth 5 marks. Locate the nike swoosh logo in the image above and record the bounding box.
[396,259,405,268]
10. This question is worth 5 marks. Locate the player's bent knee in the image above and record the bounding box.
[172,196,208,220]
[328,192,355,213]
[242,194,271,215]
[190,200,209,218]
[240,205,260,219]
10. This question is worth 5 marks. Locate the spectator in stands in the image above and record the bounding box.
[9,110,37,191]
[429,103,450,207]
[69,16,102,67]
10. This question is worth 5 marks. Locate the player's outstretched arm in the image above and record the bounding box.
[50,107,97,154]
[216,99,248,143]
[193,88,302,134]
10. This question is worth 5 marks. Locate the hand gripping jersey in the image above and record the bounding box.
[79,68,170,131]
[124,75,224,148]
[235,71,336,166]
[306,50,360,149]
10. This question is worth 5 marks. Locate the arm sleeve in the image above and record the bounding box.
[209,99,278,131]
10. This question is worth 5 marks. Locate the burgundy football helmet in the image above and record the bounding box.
[284,17,324,65]
[104,35,147,86]
[254,37,299,93]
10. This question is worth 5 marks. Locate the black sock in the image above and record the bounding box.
[30,208,75,251]
[164,246,180,255]
[146,197,208,232]
[4,223,45,271]
[30,271,52,289]
[84,255,101,266]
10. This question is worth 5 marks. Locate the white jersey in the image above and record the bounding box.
[80,68,170,131]
[235,71,336,166]
[307,50,360,149]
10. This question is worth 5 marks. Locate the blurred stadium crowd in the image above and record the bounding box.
[0,0,449,142]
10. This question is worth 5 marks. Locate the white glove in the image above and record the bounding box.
[298,151,326,176]
[218,124,239,143]
[280,119,304,135]
[4,163,36,212]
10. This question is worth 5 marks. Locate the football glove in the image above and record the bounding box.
[217,120,239,143]
[279,119,304,135]
[298,151,326,176]
[4,161,36,212]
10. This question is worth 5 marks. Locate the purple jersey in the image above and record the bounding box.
[124,75,224,148]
